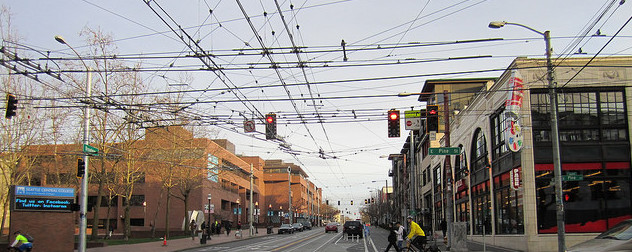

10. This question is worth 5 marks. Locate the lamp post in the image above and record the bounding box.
[489,21,565,252]
[287,166,292,225]
[236,198,240,224]
[55,35,92,252]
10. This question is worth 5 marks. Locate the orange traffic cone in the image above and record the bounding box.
[162,235,167,246]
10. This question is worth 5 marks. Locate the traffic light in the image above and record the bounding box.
[364,199,368,204]
[5,93,17,119]
[371,198,375,203]
[77,158,85,178]
[350,200,353,205]
[387,109,400,137]
[326,200,329,205]
[265,113,277,140]
[337,201,340,205]
[426,105,439,132]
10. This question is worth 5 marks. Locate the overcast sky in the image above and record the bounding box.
[3,0,631,216]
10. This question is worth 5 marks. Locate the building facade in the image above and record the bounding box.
[391,56,632,251]
[20,125,321,237]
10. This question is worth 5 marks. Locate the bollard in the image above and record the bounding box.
[162,235,167,246]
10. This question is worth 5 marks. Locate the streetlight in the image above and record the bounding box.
[489,21,565,252]
[236,198,240,224]
[55,35,92,252]
[268,204,272,225]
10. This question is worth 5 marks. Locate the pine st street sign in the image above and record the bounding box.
[83,144,99,156]
[429,147,461,155]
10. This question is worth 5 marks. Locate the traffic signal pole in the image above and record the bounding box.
[444,90,454,250]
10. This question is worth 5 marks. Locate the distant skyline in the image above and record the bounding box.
[2,0,631,216]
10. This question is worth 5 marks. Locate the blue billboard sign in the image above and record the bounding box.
[14,185,75,198]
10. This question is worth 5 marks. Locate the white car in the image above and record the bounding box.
[568,219,632,252]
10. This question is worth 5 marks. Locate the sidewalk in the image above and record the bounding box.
[85,227,277,252]
[428,233,523,252]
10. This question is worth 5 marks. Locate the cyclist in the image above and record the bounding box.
[8,231,32,252]
[405,216,426,250]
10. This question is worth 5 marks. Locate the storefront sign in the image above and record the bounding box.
[510,168,521,190]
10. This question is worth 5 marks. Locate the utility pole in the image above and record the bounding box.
[444,90,454,250]
[288,166,292,224]
[249,164,254,236]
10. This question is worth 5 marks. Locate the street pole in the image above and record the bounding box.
[288,166,292,224]
[385,179,389,223]
[410,130,415,218]
[55,36,91,252]
[207,194,211,229]
[545,30,567,252]
[444,90,454,250]
[488,21,565,252]
[249,164,254,236]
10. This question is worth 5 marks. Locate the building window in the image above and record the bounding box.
[471,181,491,235]
[130,218,145,226]
[531,88,631,233]
[493,171,524,234]
[123,195,145,206]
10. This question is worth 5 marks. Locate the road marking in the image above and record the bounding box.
[313,232,343,251]
[270,232,325,251]
[363,233,368,252]
[368,234,379,252]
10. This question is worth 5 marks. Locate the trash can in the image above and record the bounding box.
[267,226,273,234]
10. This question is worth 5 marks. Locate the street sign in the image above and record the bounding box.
[83,144,99,155]
[429,147,460,155]
[404,110,422,130]
[243,120,255,133]
[562,172,584,181]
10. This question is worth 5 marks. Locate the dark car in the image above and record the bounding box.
[325,222,339,233]
[291,223,304,232]
[568,219,632,252]
[301,221,313,230]
[343,221,363,238]
[278,224,294,234]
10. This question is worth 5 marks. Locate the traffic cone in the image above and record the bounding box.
[162,235,167,246]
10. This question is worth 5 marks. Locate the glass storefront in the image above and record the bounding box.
[531,88,631,233]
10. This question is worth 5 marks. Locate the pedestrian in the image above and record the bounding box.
[440,219,447,242]
[108,222,114,239]
[395,221,405,250]
[190,220,197,240]
[216,220,221,235]
[201,221,207,240]
[225,221,231,236]
[384,223,401,252]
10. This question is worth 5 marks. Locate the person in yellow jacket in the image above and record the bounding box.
[9,231,32,252]
[405,216,426,250]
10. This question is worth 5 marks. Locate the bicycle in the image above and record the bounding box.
[401,237,440,252]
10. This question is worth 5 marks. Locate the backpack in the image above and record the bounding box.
[25,234,34,243]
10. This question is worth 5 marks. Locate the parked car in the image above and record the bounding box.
[291,223,304,232]
[343,220,363,238]
[325,222,339,233]
[568,219,632,252]
[278,224,294,234]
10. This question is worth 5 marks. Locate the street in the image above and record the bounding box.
[182,226,388,252]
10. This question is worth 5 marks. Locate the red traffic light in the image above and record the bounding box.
[266,115,275,123]
[388,110,399,120]
[427,106,438,115]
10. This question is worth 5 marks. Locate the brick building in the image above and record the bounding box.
[21,126,271,237]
